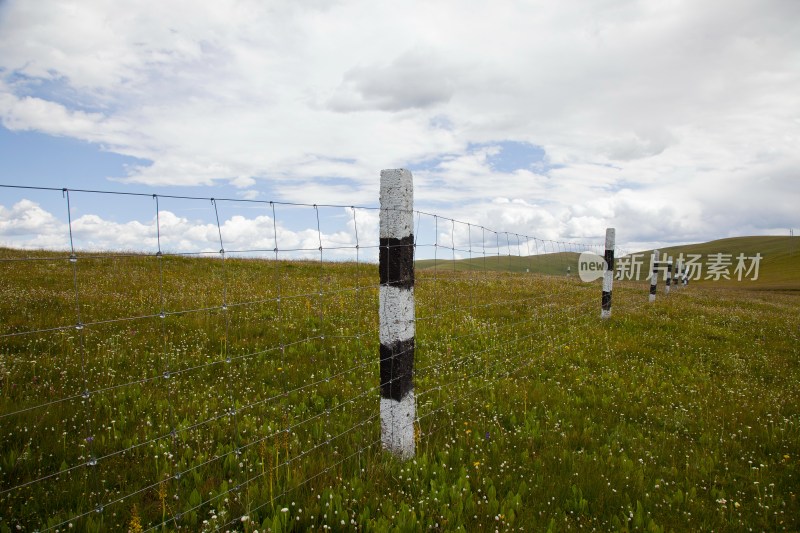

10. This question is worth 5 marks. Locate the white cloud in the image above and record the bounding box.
[0,92,134,149]
[0,199,65,248]
[1,0,798,251]
[237,190,260,200]
[328,47,460,112]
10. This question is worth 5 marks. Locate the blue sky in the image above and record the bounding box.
[0,125,268,218]
[0,127,561,259]
[1,0,798,257]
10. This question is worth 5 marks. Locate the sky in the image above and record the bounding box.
[0,0,798,260]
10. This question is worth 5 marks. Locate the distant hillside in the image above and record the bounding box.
[629,236,799,290]
[416,251,581,277]
[416,236,799,290]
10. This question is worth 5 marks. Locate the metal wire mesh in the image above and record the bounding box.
[0,184,677,530]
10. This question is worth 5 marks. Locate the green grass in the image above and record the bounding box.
[1,247,799,532]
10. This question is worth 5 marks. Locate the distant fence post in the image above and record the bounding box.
[649,249,659,302]
[665,258,673,294]
[673,259,680,289]
[379,169,416,459]
[601,228,615,319]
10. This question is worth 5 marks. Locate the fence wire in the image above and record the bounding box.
[0,184,683,531]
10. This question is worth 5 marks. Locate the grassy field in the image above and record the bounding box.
[1,246,799,532]
[417,251,583,277]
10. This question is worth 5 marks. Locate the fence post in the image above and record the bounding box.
[601,228,615,319]
[673,259,680,289]
[649,249,659,302]
[379,169,416,459]
[665,258,672,294]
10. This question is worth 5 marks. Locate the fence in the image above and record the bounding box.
[0,176,687,531]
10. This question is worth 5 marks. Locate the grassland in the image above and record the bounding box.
[416,249,584,277]
[1,245,799,532]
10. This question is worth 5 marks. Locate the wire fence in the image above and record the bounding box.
[1,183,681,531]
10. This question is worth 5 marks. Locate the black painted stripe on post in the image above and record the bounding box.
[379,236,415,290]
[601,291,612,307]
[379,339,415,401]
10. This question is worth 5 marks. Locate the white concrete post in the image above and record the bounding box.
[601,228,615,319]
[379,169,416,459]
[665,259,673,294]
[672,258,680,289]
[649,249,659,302]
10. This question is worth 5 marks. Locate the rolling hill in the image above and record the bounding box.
[416,236,799,290]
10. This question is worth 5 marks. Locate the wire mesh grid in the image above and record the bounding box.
[0,185,677,531]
